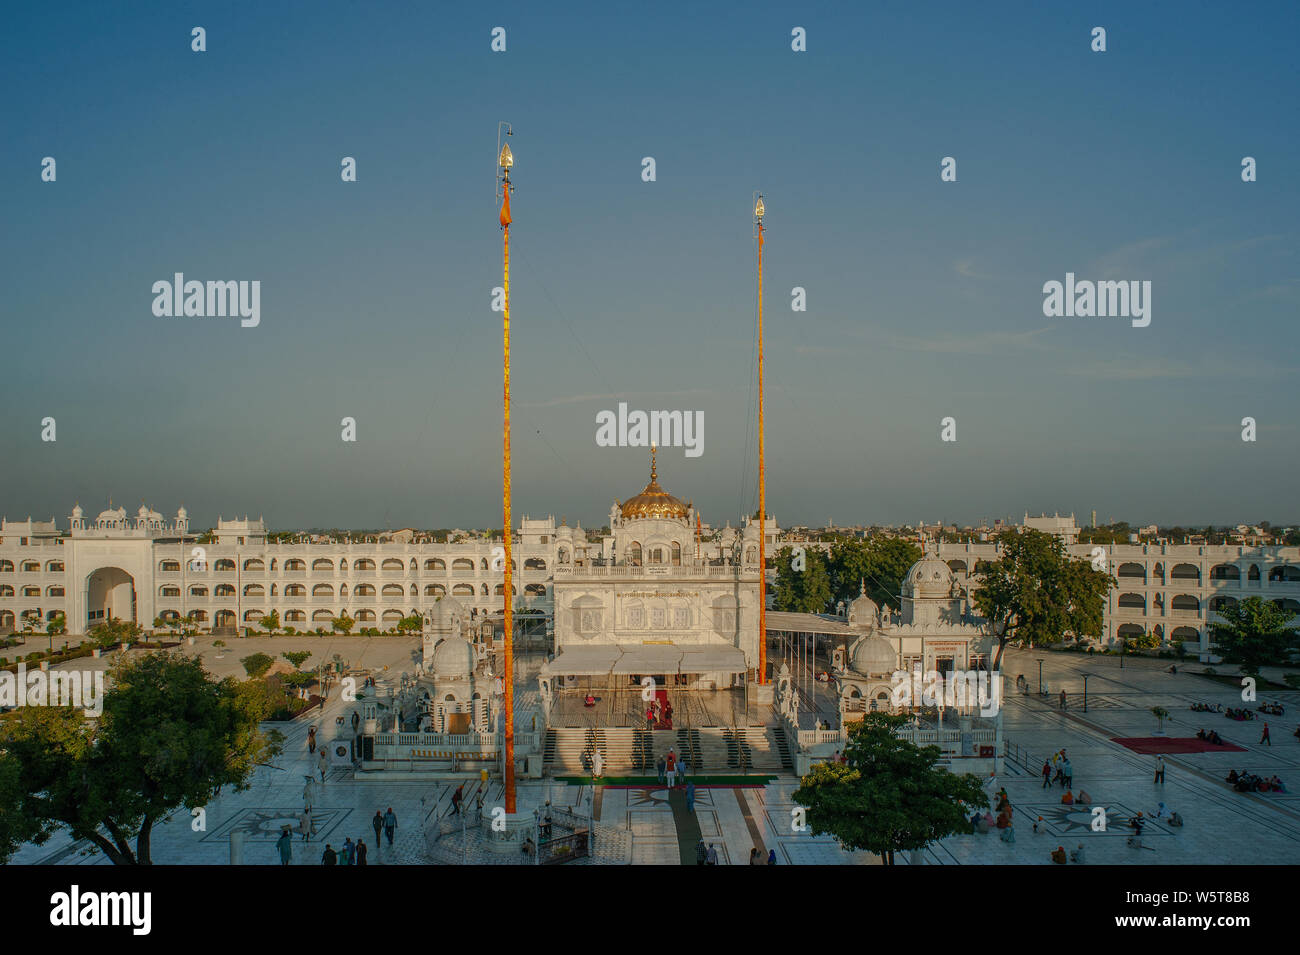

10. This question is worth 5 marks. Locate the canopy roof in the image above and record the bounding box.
[542,643,746,677]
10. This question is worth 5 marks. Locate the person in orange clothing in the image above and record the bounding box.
[1061,790,1074,805]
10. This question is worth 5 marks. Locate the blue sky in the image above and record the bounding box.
[2,1,1296,530]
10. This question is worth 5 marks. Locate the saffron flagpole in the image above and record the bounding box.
[755,194,767,686]
[498,127,516,813]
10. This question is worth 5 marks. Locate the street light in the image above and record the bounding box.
[1082,673,1089,713]
[1037,658,1044,696]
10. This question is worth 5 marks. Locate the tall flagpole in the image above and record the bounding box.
[498,131,516,813]
[755,194,767,685]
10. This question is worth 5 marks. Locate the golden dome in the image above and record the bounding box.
[619,448,690,521]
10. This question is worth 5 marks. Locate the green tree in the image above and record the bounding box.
[1208,596,1300,678]
[793,713,988,865]
[331,614,354,635]
[89,617,143,650]
[260,610,280,635]
[397,614,423,633]
[282,650,312,671]
[972,530,1113,668]
[46,613,67,638]
[0,652,282,864]
[772,546,833,613]
[828,538,922,610]
[240,652,275,679]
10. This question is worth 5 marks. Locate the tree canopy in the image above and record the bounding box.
[972,529,1112,667]
[1209,596,1300,677]
[792,713,988,864]
[0,652,282,864]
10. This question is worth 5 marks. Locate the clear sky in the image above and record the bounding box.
[3,1,1296,531]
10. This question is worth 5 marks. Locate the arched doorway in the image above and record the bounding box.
[87,567,136,627]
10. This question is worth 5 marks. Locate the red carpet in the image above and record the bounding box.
[1112,736,1246,754]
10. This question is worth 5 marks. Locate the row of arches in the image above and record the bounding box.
[0,585,65,597]
[159,556,547,573]
[157,581,543,600]
[0,560,65,573]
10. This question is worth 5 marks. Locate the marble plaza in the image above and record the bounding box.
[8,638,1298,865]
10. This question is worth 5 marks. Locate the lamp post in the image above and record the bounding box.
[497,125,517,814]
[754,194,767,686]
[1036,658,1043,695]
[1082,673,1089,713]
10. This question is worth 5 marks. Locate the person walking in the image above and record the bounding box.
[451,784,464,815]
[276,828,293,866]
[317,748,328,784]
[307,725,317,754]
[695,839,707,866]
[341,837,355,865]
[383,807,397,845]
[686,780,695,812]
[372,809,384,845]
[1154,754,1166,784]
[656,756,666,785]
[1260,723,1271,746]
[705,843,718,865]
[321,844,337,866]
[1041,760,1052,788]
[767,848,777,865]
[1059,690,1067,711]
[1062,757,1073,789]
[356,839,368,865]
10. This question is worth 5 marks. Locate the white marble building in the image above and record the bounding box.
[541,452,766,702]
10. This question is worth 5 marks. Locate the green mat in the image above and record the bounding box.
[555,775,776,786]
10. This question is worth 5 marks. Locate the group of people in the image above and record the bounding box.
[1190,701,1223,713]
[1050,844,1087,864]
[1195,727,1227,745]
[1040,750,1073,789]
[1258,701,1286,715]
[1226,769,1288,793]
[1224,707,1256,721]
[1059,789,1093,805]
[656,748,688,787]
[645,697,673,729]
[316,836,369,866]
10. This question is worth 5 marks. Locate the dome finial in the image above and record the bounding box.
[860,578,866,597]
[650,444,657,481]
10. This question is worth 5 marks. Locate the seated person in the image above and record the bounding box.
[1226,769,1240,784]
[999,825,1015,843]
[996,809,1012,829]
[1032,815,1045,834]
[1196,728,1206,739]
[583,694,596,707]
[1153,802,1168,819]
[1168,811,1183,827]
[1050,846,1067,864]
[1128,813,1145,833]
[1070,844,1086,864]
[973,814,991,834]
[1061,790,1074,805]
[1075,790,1092,805]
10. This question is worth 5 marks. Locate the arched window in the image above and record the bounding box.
[313,584,334,597]
[312,558,334,572]
[426,584,446,597]
[629,542,642,566]
[425,559,446,571]
[243,558,264,572]
[159,560,181,572]
[671,543,681,566]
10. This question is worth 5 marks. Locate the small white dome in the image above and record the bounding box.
[850,634,897,675]
[177,505,188,518]
[138,504,150,517]
[904,557,955,599]
[846,582,879,630]
[430,636,475,679]
[71,503,83,518]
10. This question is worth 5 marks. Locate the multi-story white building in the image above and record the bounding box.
[937,522,1300,657]
[0,466,770,638]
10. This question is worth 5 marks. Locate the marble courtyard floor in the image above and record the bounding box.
[8,640,1299,865]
